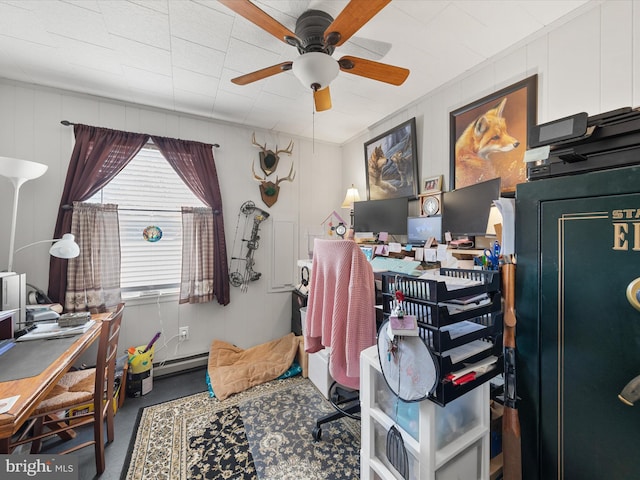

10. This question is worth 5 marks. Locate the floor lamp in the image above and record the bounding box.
[0,156,48,273]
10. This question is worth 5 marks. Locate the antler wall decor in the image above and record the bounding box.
[252,132,294,176]
[250,133,295,207]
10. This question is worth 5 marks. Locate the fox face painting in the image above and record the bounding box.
[454,97,526,190]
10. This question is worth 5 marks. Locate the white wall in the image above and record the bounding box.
[1,0,637,370]
[0,80,343,366]
[342,0,639,200]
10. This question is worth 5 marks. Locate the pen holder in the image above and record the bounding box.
[128,344,154,374]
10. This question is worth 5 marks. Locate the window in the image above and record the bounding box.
[86,143,205,293]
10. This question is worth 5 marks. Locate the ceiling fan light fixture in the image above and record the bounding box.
[292,52,339,91]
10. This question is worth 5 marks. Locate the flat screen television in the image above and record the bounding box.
[407,216,442,246]
[353,197,408,235]
[442,177,501,238]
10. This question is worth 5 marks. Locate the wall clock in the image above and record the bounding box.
[420,193,441,216]
[334,222,347,238]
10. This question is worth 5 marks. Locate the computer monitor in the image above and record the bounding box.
[353,197,408,235]
[407,216,442,246]
[442,177,501,238]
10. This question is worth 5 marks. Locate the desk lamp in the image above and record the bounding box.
[0,156,48,272]
[341,184,361,228]
[14,233,80,260]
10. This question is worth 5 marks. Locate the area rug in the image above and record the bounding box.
[121,376,360,480]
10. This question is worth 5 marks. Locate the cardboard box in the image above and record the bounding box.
[67,375,124,423]
[126,368,153,397]
[295,336,308,378]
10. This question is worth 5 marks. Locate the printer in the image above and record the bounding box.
[527,106,640,180]
[26,305,60,323]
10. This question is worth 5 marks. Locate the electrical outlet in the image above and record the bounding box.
[179,326,189,340]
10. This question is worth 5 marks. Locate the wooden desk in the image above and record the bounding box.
[0,313,108,452]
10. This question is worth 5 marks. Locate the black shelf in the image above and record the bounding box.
[380,268,503,406]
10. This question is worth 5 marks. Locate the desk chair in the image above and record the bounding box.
[304,239,376,441]
[10,303,124,475]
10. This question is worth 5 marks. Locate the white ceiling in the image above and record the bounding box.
[0,0,590,144]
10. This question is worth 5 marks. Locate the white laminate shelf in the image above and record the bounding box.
[360,346,490,480]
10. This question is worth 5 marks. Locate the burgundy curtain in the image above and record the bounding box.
[152,136,230,305]
[48,124,149,303]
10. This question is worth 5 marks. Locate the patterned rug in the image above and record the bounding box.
[121,376,360,480]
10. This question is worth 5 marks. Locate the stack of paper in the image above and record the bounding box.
[418,271,482,290]
[16,319,95,341]
[446,355,499,384]
[441,339,492,364]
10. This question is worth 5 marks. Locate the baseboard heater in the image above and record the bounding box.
[152,352,208,377]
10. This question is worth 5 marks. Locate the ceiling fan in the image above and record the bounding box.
[218,0,410,111]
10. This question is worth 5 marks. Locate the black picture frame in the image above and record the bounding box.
[364,117,418,200]
[449,75,537,194]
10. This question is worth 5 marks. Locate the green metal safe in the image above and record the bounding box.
[516,165,640,479]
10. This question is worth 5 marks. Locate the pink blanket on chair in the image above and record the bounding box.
[304,239,376,389]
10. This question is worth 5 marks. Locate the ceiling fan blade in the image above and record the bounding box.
[231,62,293,85]
[219,0,296,43]
[314,86,332,112]
[324,0,391,47]
[338,56,409,86]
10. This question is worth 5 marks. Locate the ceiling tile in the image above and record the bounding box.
[112,36,172,76]
[171,37,226,78]
[173,68,220,97]
[0,0,590,144]
[38,1,112,47]
[169,1,233,51]
[100,0,171,50]
[223,37,282,74]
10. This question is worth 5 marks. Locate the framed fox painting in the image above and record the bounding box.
[450,75,537,194]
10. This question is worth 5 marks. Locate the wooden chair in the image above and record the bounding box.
[10,303,125,475]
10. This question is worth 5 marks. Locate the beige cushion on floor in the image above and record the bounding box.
[208,333,299,400]
[34,368,96,414]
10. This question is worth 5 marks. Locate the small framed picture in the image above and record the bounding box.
[422,175,442,194]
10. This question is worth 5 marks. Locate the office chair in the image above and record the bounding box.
[304,239,376,441]
[10,302,125,475]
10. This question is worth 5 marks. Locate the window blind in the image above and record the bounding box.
[87,146,205,291]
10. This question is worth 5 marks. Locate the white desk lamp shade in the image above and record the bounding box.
[49,234,80,259]
[14,233,80,258]
[0,156,48,272]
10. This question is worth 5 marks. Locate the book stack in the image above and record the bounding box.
[58,312,91,328]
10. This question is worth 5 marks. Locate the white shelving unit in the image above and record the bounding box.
[360,346,490,480]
